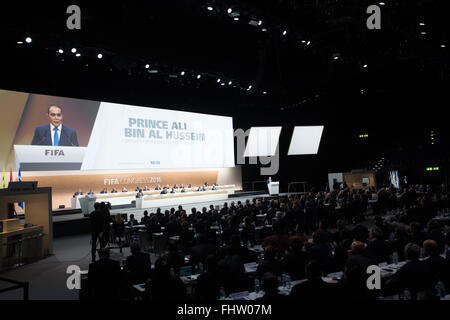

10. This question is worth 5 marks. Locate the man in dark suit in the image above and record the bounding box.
[31,105,79,146]
[124,243,152,284]
[88,248,122,300]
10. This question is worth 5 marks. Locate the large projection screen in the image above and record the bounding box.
[287,126,324,155]
[243,127,282,157]
[0,89,235,171]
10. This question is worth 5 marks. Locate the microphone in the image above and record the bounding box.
[61,129,76,147]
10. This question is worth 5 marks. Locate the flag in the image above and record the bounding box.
[10,168,13,184]
[18,167,22,182]
[1,168,5,189]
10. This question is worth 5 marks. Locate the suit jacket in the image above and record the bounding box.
[88,258,122,299]
[125,252,152,284]
[31,124,79,146]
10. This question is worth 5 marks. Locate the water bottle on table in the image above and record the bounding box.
[219,286,226,299]
[254,278,261,293]
[392,251,399,265]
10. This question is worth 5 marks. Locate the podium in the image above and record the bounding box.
[79,195,97,216]
[14,145,87,171]
[267,182,280,195]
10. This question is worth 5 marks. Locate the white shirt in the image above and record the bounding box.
[50,124,62,146]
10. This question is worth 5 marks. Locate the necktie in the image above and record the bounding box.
[53,127,59,146]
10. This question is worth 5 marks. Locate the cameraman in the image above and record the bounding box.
[90,202,112,262]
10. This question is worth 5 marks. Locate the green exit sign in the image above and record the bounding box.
[426,167,440,171]
[359,134,369,138]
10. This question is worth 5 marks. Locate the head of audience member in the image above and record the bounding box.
[369,226,383,240]
[130,214,136,221]
[404,243,420,261]
[289,237,304,254]
[423,239,439,257]
[143,211,148,217]
[263,245,277,261]
[115,213,123,224]
[348,241,367,256]
[305,260,322,280]
[204,255,217,273]
[98,248,110,260]
[261,272,279,296]
[130,242,141,255]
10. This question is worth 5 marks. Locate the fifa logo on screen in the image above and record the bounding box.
[66,265,81,290]
[104,178,120,186]
[45,150,65,156]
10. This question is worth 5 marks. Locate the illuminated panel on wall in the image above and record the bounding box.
[243,127,282,157]
[287,126,324,155]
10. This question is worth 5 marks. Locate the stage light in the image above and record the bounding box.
[263,91,267,95]
[234,17,239,21]
[149,69,158,74]
[282,30,287,36]
[247,85,252,91]
[419,22,425,26]
[207,6,213,11]
[197,74,201,79]
[17,41,23,45]
[441,44,446,48]
[334,56,339,60]
[221,83,225,86]
[97,53,103,59]
[363,64,368,68]
[217,79,221,83]
[227,8,232,14]
[75,53,81,57]
[379,2,385,5]
[71,48,77,53]
[58,49,64,54]
[180,71,185,76]
[258,20,262,26]
[25,37,32,43]
[307,41,311,45]
[421,32,427,35]
[145,64,150,69]
[262,28,267,32]
[228,81,232,85]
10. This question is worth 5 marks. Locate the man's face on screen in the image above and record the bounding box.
[48,106,63,127]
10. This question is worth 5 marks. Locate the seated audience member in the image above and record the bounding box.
[146,215,161,234]
[112,214,125,243]
[73,190,83,197]
[196,255,222,300]
[189,234,217,269]
[212,185,217,191]
[307,230,336,274]
[155,185,162,190]
[100,188,107,194]
[143,186,150,191]
[164,243,184,276]
[256,246,283,280]
[423,239,450,293]
[88,248,122,300]
[127,214,139,227]
[140,211,150,225]
[160,188,168,195]
[164,214,181,238]
[345,241,377,285]
[407,222,428,247]
[87,189,95,195]
[217,242,249,294]
[187,184,192,188]
[180,221,195,254]
[124,242,152,284]
[290,260,338,300]
[122,187,128,192]
[145,257,187,301]
[170,188,176,194]
[282,237,308,280]
[173,184,179,189]
[181,187,186,193]
[135,186,140,192]
[110,188,118,194]
[338,264,377,300]
[367,226,392,263]
[384,243,435,300]
[426,220,446,254]
[136,189,144,198]
[256,272,287,301]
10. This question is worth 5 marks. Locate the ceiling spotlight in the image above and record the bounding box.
[307,41,311,45]
[228,81,232,85]
[25,37,32,43]
[263,91,267,95]
[97,53,103,59]
[262,28,267,32]
[75,53,81,57]
[149,69,158,74]
[363,64,368,68]
[334,56,339,60]
[282,30,287,36]
[419,22,425,26]
[17,41,23,45]
[441,44,446,48]
[217,79,221,83]
[58,49,64,54]
[197,75,201,79]
[379,2,385,5]
[227,8,232,14]
[421,32,427,35]
[258,20,262,26]
[301,40,306,44]
[71,48,77,53]
[221,83,225,86]
[207,6,213,11]
[145,64,150,69]
[247,85,252,91]
[180,71,185,76]
[234,17,239,21]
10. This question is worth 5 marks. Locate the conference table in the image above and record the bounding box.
[71,185,236,209]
